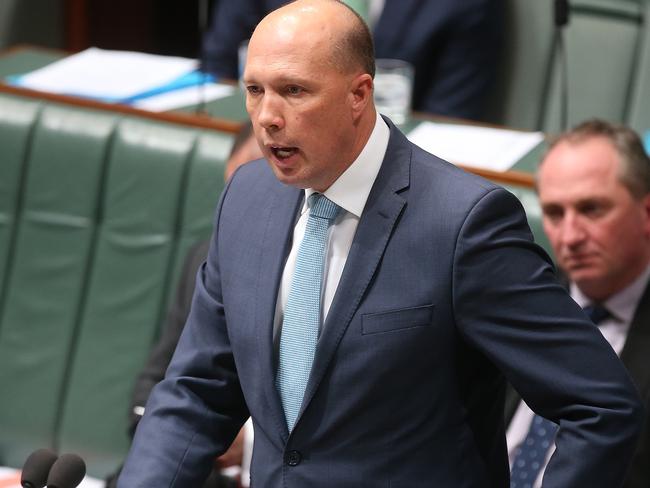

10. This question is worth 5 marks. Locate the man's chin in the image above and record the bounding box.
[268,163,310,189]
[570,269,610,296]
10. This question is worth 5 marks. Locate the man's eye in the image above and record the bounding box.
[545,211,563,223]
[246,85,262,95]
[542,205,564,224]
[578,202,608,218]
[286,86,303,95]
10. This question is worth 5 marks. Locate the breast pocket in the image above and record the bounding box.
[361,304,434,335]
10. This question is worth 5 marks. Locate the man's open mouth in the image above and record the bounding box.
[271,146,298,159]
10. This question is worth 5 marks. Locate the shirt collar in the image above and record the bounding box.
[304,112,389,217]
[571,264,650,325]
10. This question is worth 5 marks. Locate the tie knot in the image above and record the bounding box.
[309,193,341,221]
[583,303,611,325]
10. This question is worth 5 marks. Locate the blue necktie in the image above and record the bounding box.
[510,303,612,487]
[276,193,341,431]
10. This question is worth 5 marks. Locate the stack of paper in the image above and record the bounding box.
[407,122,544,172]
[7,47,234,111]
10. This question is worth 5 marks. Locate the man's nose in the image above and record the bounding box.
[257,94,284,132]
[559,213,587,248]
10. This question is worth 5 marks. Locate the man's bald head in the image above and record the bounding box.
[254,0,375,78]
[244,0,377,191]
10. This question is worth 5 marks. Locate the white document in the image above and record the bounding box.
[12,47,198,101]
[407,122,544,172]
[133,83,235,112]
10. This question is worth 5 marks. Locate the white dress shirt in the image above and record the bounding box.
[272,111,390,346]
[506,265,650,488]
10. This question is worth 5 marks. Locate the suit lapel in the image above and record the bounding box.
[254,182,303,441]
[620,281,650,399]
[296,123,411,424]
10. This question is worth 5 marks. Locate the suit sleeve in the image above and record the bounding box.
[452,187,643,487]
[118,184,249,487]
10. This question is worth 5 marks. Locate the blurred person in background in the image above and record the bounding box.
[202,0,502,121]
[506,119,650,488]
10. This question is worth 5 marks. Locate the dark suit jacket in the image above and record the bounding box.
[119,119,641,487]
[505,280,650,488]
[202,0,502,120]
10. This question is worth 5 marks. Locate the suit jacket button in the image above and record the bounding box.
[286,450,302,466]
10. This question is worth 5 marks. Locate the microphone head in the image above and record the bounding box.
[46,453,86,488]
[21,448,58,488]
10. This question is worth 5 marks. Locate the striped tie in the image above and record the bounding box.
[276,193,341,431]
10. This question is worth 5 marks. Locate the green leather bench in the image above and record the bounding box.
[489,0,650,134]
[0,92,234,477]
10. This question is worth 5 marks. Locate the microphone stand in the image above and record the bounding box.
[554,0,570,131]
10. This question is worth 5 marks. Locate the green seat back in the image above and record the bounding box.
[0,93,234,476]
[0,104,116,467]
[0,95,40,308]
[485,0,554,130]
[627,1,650,132]
[170,131,233,294]
[543,0,645,133]
[55,120,233,476]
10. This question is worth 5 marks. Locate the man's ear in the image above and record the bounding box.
[349,73,374,117]
[643,193,650,238]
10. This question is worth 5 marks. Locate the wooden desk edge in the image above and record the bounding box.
[458,165,535,188]
[0,82,243,134]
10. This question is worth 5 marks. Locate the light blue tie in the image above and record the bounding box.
[276,193,341,431]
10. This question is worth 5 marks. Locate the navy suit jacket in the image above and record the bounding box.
[119,120,641,487]
[505,279,650,488]
[202,0,502,120]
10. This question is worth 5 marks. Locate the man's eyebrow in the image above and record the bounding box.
[244,72,313,85]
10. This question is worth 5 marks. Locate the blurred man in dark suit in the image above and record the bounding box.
[202,0,502,121]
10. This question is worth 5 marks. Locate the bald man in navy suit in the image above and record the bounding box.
[120,2,641,486]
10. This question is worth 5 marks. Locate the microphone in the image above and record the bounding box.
[21,449,58,488]
[46,453,86,488]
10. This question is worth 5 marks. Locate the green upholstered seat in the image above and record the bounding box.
[0,93,234,476]
[485,0,554,130]
[542,0,645,133]
[0,95,41,310]
[488,0,650,135]
[627,1,650,132]
[0,103,117,468]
